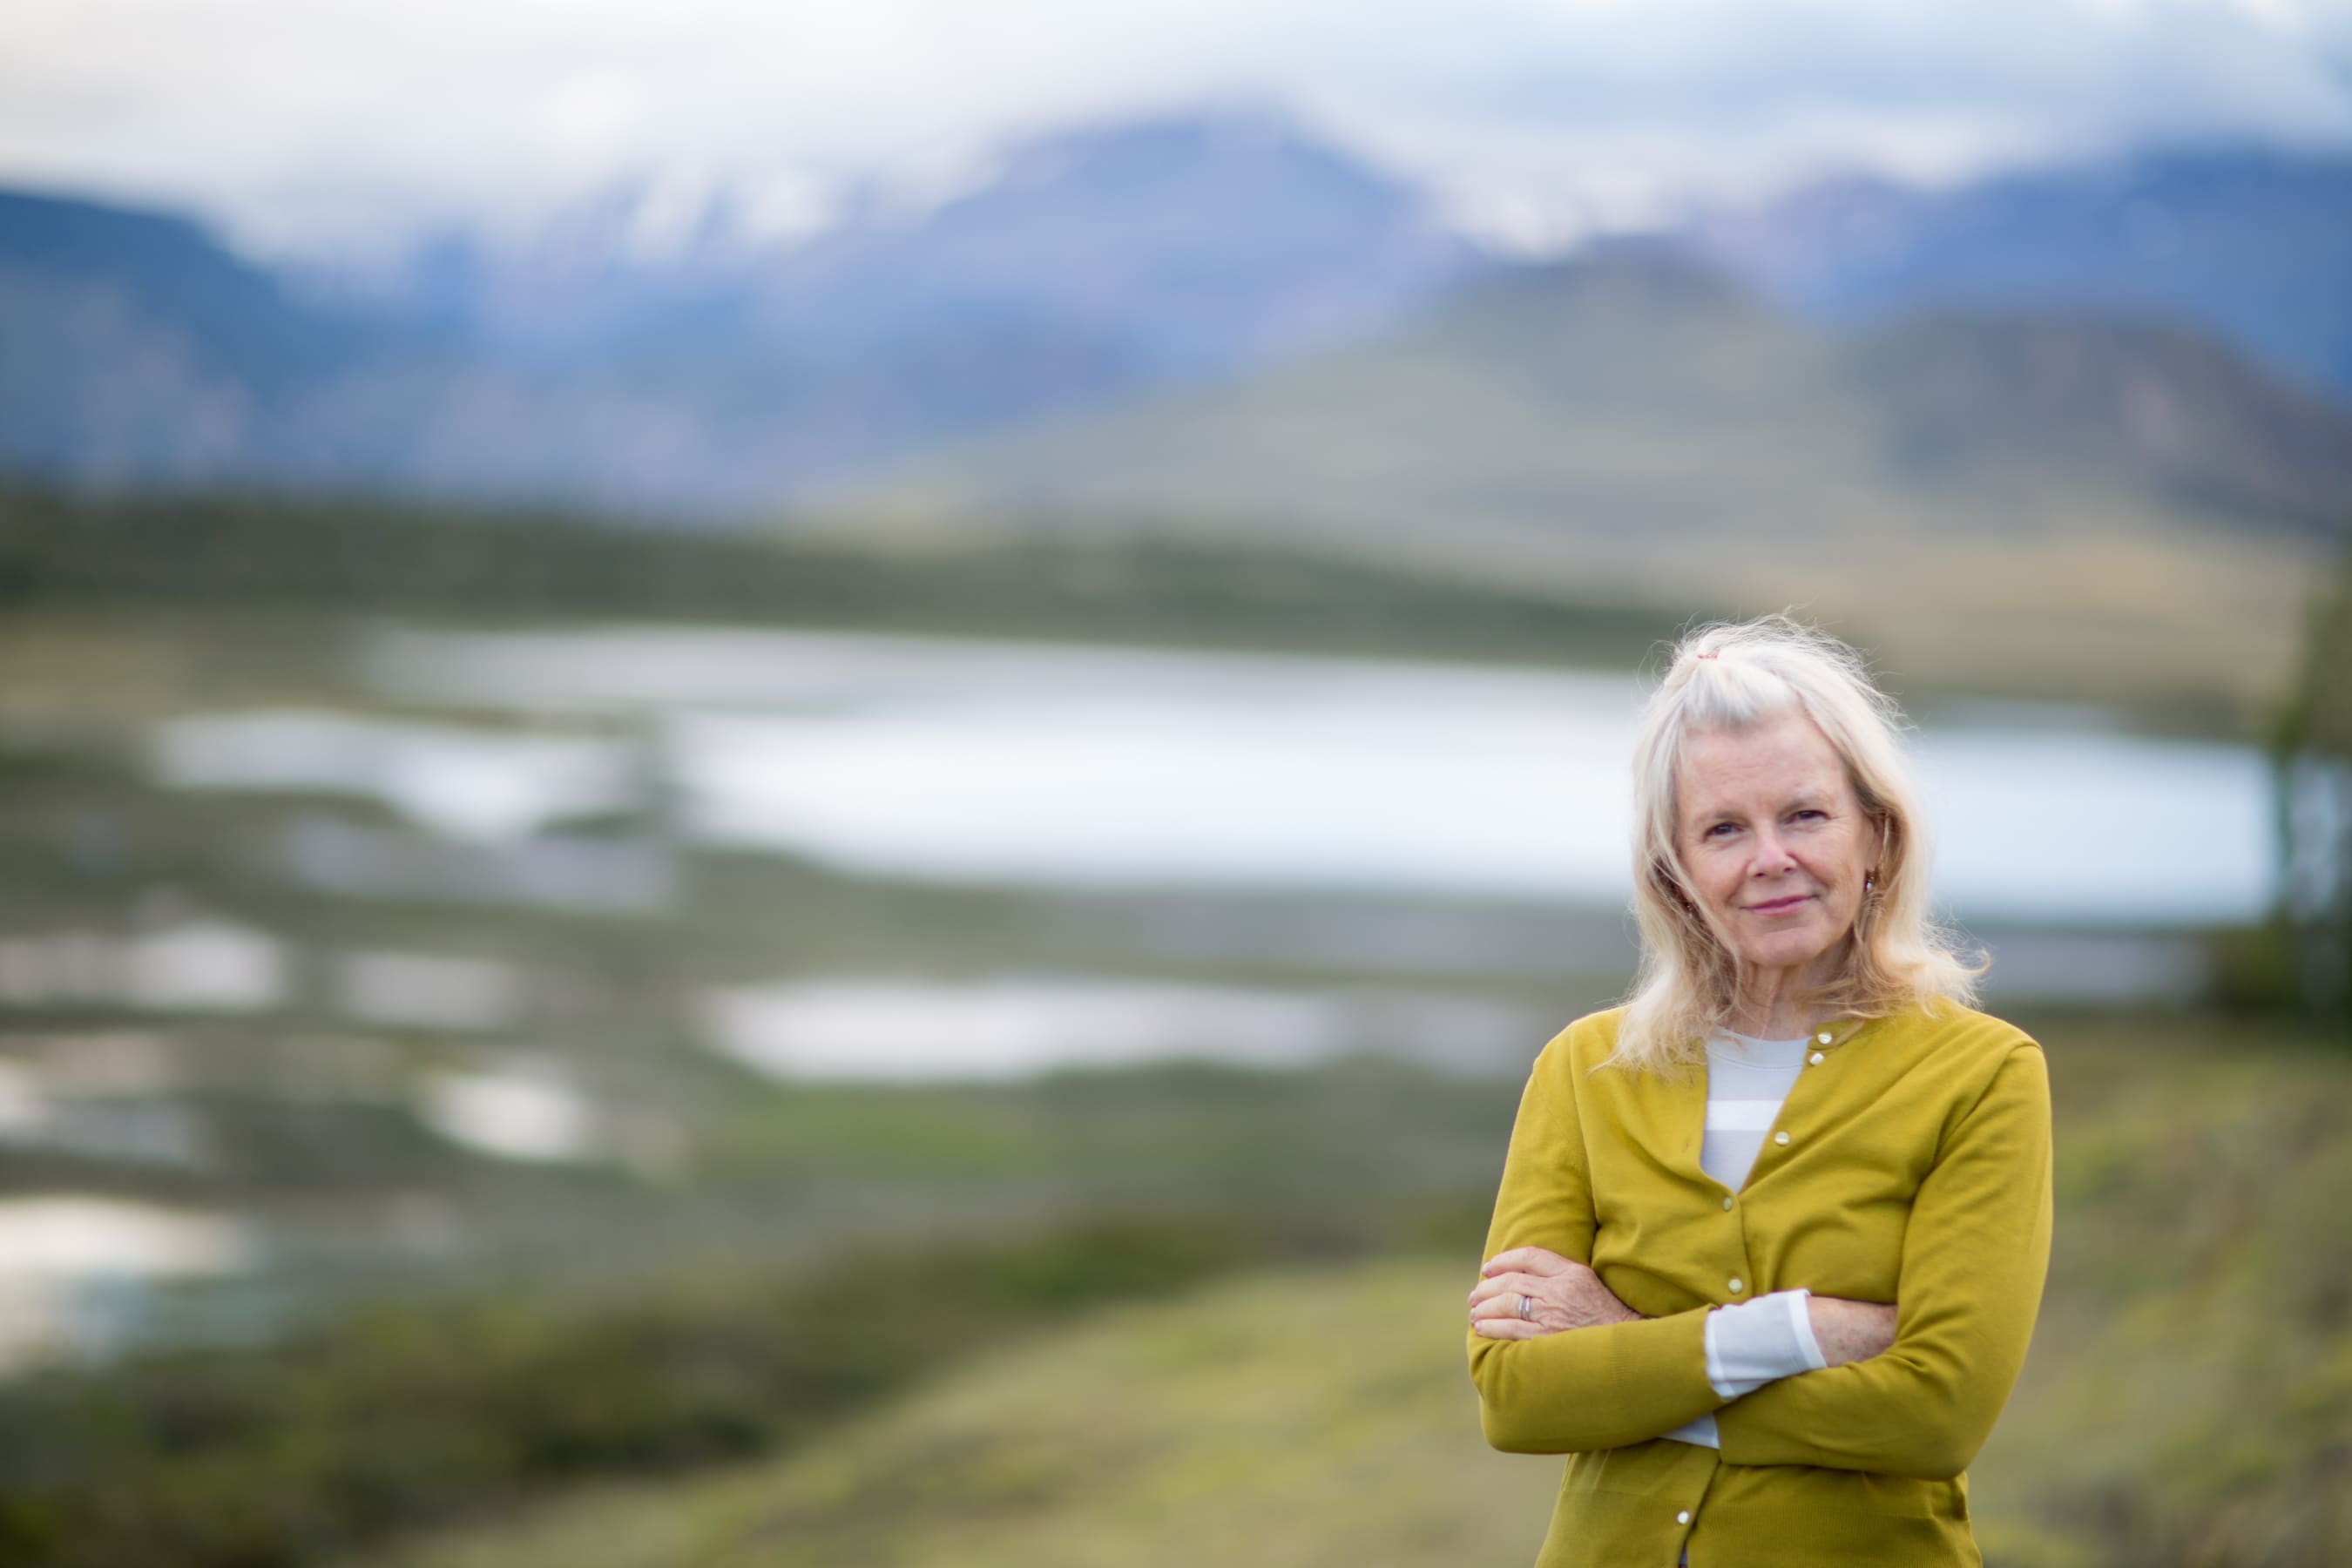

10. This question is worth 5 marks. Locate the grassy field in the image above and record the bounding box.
[341,1013,2351,1568]
[356,1256,1552,1568]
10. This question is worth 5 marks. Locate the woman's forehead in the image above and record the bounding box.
[1677,715,1849,804]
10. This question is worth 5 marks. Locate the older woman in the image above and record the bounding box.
[1465,616,2053,1568]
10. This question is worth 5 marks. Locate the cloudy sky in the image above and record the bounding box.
[3,0,2349,257]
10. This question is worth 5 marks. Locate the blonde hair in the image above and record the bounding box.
[1611,614,1982,1076]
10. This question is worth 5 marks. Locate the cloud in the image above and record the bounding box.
[0,0,2343,256]
[1300,0,2352,246]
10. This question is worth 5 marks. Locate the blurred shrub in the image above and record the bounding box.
[0,1211,1344,1568]
[0,481,1667,664]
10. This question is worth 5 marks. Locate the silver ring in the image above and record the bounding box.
[1517,1293,1535,1321]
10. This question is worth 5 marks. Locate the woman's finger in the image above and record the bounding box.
[1468,1289,1537,1322]
[1466,1273,1534,1308]
[1481,1247,1570,1278]
[1470,1315,1542,1340]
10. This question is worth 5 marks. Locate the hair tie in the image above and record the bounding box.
[1695,651,1720,660]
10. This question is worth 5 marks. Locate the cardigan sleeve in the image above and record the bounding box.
[1713,1042,2054,1479]
[1468,1052,1726,1453]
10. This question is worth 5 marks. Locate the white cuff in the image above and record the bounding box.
[1704,1288,1824,1398]
[1787,1288,1828,1372]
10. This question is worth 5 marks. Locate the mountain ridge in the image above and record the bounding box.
[0,112,1483,511]
[1690,145,2352,404]
[2,126,2347,517]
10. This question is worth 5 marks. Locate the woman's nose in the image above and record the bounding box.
[1751,830,1797,873]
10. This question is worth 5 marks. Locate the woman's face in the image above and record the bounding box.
[1674,712,1879,987]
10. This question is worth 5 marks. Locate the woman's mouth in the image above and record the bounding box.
[1747,894,1815,915]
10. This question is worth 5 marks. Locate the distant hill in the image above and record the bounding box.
[827,250,1842,544]
[827,245,2352,722]
[1850,310,2352,539]
[1691,146,2352,404]
[835,244,2352,544]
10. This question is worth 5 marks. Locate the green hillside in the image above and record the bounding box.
[828,252,2352,726]
[359,1015,2352,1568]
[357,1257,1555,1568]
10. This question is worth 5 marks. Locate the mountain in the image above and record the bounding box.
[350,111,1482,376]
[0,190,382,484]
[825,243,2352,721]
[748,111,1484,378]
[4,128,2344,524]
[835,242,2352,544]
[0,190,377,393]
[1689,147,2352,404]
[0,112,1482,511]
[1850,311,2352,538]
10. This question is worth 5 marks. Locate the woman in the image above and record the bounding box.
[1465,615,2053,1568]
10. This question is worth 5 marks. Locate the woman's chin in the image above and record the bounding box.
[1733,930,1847,976]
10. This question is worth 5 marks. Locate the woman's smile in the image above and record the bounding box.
[1746,893,1815,916]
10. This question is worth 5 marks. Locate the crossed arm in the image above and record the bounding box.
[1469,1251,1897,1371]
[1464,1044,2053,1479]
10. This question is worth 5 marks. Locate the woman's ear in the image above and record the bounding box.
[1652,858,1697,914]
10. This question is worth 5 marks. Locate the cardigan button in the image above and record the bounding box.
[1808,1051,1825,1065]
[1774,1131,1791,1146]
[1721,1195,1735,1211]
[1816,1031,1833,1044]
[1677,1511,1692,1524]
[1727,1277,1744,1293]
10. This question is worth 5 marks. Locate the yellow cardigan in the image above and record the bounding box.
[1467,1000,2053,1568]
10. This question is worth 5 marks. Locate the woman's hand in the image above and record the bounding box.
[1468,1247,1641,1339]
[1470,1246,1899,1365]
[1806,1296,1897,1367]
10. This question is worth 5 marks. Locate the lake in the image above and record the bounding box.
[314,622,2274,925]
